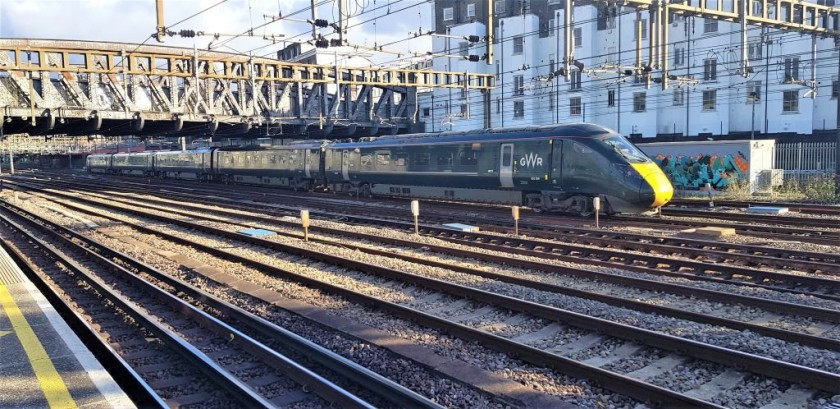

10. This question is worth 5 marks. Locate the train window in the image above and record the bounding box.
[437,152,453,166]
[414,153,430,166]
[460,151,479,166]
[360,154,372,168]
[394,153,408,166]
[501,146,512,167]
[376,152,390,166]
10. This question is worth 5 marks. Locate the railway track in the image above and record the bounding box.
[0,200,440,408]
[668,199,840,216]
[32,171,840,248]
[6,182,839,407]
[10,178,840,305]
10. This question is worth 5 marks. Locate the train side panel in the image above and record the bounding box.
[154,149,213,180]
[86,154,112,174]
[112,152,155,176]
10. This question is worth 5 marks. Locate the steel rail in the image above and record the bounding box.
[0,239,167,408]
[65,190,839,350]
[38,174,840,268]
[667,199,840,216]
[0,208,277,408]
[659,208,840,228]
[0,200,444,409]
[11,178,840,309]
[25,189,840,396]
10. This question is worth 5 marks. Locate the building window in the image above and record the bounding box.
[574,28,582,47]
[548,0,560,4]
[702,89,716,110]
[608,90,615,107]
[513,36,524,54]
[570,97,582,115]
[423,108,430,117]
[832,78,838,99]
[495,0,505,14]
[673,88,684,106]
[784,57,799,82]
[633,92,646,112]
[467,3,475,18]
[746,81,761,103]
[607,46,616,64]
[549,91,555,112]
[548,19,555,36]
[460,87,467,99]
[597,6,617,30]
[514,100,525,117]
[570,70,582,90]
[635,19,647,40]
[674,48,685,66]
[443,7,454,21]
[704,18,718,33]
[513,75,524,96]
[703,59,717,81]
[748,39,763,61]
[783,90,798,112]
[496,97,501,114]
[460,104,468,115]
[549,56,555,74]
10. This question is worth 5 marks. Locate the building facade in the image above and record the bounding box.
[419,0,840,141]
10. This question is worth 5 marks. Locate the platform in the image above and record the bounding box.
[0,244,136,408]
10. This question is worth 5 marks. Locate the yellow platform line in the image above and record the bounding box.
[0,280,77,409]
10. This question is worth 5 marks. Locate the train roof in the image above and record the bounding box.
[331,123,616,147]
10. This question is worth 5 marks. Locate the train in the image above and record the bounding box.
[86,123,674,215]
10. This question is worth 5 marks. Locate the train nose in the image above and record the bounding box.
[631,163,674,208]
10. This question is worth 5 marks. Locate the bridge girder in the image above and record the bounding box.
[0,39,493,138]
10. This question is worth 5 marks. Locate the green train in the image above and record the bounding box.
[87,124,674,214]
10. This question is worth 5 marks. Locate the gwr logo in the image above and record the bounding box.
[519,152,543,168]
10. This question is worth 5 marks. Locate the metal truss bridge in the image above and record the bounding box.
[0,39,494,139]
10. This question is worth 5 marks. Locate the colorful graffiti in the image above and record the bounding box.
[652,152,750,189]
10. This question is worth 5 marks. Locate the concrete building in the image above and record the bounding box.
[419,0,840,142]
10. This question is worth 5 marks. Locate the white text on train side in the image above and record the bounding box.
[519,153,544,168]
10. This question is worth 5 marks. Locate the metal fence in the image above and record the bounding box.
[774,141,837,185]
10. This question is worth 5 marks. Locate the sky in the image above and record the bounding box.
[0,0,434,66]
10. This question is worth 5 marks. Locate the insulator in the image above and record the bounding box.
[315,39,329,48]
[330,39,342,47]
[179,29,196,38]
[467,35,481,42]
[465,55,481,62]
[314,19,329,28]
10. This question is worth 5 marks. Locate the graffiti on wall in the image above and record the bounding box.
[651,152,750,189]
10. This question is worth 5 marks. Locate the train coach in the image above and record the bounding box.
[323,124,673,214]
[213,141,324,190]
[86,123,673,214]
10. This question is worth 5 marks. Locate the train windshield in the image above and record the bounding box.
[600,136,649,163]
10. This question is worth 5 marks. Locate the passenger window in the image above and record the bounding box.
[414,153,430,166]
[460,151,479,166]
[437,152,453,166]
[501,145,512,167]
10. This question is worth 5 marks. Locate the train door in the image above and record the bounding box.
[341,150,351,181]
[304,149,312,178]
[500,143,514,188]
[550,140,563,184]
